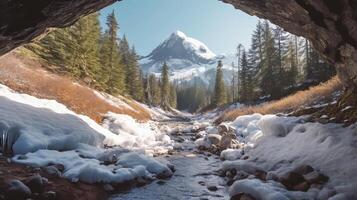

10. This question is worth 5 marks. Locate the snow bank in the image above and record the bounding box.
[0,84,173,184]
[13,148,172,184]
[0,84,109,154]
[225,113,357,199]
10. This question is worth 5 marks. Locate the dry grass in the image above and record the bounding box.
[0,50,151,122]
[216,76,343,123]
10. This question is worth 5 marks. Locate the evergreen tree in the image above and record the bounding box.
[285,39,299,86]
[239,50,249,103]
[259,21,280,98]
[213,60,227,106]
[125,46,145,101]
[28,13,102,83]
[148,74,161,106]
[100,11,125,94]
[273,26,288,90]
[169,84,177,108]
[160,62,170,108]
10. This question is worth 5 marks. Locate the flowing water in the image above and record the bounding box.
[110,119,229,200]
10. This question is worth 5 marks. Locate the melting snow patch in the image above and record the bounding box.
[0,84,173,185]
[224,113,357,199]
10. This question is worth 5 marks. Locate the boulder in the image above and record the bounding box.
[254,170,267,181]
[207,134,222,146]
[218,124,230,135]
[231,193,256,200]
[293,165,314,175]
[219,133,237,150]
[25,175,45,193]
[279,171,305,190]
[303,171,329,184]
[293,181,310,192]
[4,179,31,200]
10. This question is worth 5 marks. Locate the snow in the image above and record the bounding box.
[222,113,357,199]
[0,84,173,184]
[102,112,172,155]
[229,179,316,200]
[171,31,216,60]
[140,31,239,84]
[220,149,243,161]
[117,152,173,177]
[93,90,137,112]
[13,149,172,184]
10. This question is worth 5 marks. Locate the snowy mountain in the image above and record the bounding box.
[140,31,237,86]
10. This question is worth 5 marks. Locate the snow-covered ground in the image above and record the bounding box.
[214,114,357,199]
[0,84,173,184]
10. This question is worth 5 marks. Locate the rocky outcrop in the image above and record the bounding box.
[0,0,117,55]
[222,0,357,89]
[0,0,356,89]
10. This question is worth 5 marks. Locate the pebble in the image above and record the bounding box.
[103,184,114,192]
[207,185,218,191]
[41,191,56,200]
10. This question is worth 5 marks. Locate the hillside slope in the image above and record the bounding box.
[0,50,151,122]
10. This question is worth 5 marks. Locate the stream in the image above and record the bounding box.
[110,119,229,200]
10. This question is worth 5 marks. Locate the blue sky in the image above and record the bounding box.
[100,0,259,56]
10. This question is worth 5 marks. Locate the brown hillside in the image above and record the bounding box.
[0,50,151,122]
[216,77,344,124]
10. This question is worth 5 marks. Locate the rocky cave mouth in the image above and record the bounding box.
[0,0,356,90]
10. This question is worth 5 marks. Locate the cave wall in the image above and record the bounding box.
[0,0,356,89]
[0,0,117,55]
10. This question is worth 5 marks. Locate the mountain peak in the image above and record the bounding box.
[143,31,216,64]
[171,30,186,38]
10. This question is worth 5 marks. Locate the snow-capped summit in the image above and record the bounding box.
[140,31,236,85]
[142,31,216,64]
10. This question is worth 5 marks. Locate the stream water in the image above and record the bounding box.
[110,119,229,200]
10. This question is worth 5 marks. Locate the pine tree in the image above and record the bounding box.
[239,50,249,103]
[160,62,170,108]
[213,60,227,106]
[148,74,161,106]
[100,11,125,95]
[27,13,102,83]
[285,39,299,86]
[259,21,280,99]
[273,26,288,90]
[125,46,145,101]
[236,44,243,101]
[169,84,177,108]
